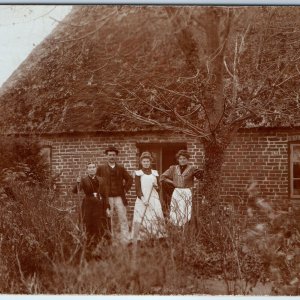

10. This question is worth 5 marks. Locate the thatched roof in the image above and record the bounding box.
[0,6,185,134]
[0,6,299,135]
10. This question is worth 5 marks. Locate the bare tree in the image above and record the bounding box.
[95,6,300,205]
[1,6,300,207]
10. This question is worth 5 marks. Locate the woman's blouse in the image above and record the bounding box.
[134,168,159,199]
[160,165,203,188]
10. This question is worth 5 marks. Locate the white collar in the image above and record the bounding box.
[108,162,116,168]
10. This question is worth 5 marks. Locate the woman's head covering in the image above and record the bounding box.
[140,151,153,162]
[176,149,190,160]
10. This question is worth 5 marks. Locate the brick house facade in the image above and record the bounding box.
[40,127,300,218]
[0,6,299,219]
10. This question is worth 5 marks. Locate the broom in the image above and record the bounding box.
[76,172,83,230]
[130,183,154,293]
[132,183,154,244]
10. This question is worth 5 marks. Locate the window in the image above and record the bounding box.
[40,146,52,167]
[290,143,300,198]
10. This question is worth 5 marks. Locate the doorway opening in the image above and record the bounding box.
[136,142,187,215]
[136,142,187,174]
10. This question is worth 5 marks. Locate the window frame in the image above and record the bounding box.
[40,145,52,170]
[289,142,300,199]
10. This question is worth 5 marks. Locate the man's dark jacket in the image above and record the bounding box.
[96,164,133,206]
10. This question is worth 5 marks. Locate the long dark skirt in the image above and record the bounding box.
[81,196,111,246]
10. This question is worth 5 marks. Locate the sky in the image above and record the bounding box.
[0,5,72,87]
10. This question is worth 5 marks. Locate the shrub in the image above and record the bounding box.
[0,183,82,293]
[0,182,194,294]
[243,196,300,295]
[0,136,50,186]
[0,171,298,295]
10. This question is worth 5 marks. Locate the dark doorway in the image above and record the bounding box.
[137,142,187,215]
[161,145,185,173]
[137,142,187,174]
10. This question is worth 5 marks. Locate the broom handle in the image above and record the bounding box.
[134,183,154,242]
[140,185,153,223]
[130,183,154,290]
[76,174,83,228]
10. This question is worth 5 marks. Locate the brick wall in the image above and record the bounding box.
[42,132,201,216]
[40,128,300,217]
[221,131,289,208]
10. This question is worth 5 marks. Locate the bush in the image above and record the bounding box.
[0,182,205,294]
[184,199,266,295]
[243,196,300,295]
[0,183,82,293]
[0,136,50,186]
[0,171,298,295]
[0,182,262,294]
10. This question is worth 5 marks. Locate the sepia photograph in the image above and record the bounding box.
[0,2,299,296]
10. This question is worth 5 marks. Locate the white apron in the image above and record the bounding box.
[132,170,167,241]
[169,187,192,226]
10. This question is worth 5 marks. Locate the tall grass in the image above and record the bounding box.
[0,182,198,294]
[0,180,299,294]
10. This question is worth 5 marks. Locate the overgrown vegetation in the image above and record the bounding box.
[0,137,299,295]
[0,136,50,186]
[1,182,299,294]
[243,182,300,295]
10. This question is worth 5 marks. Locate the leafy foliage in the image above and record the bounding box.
[0,179,299,295]
[243,186,300,295]
[0,183,81,293]
[0,136,50,187]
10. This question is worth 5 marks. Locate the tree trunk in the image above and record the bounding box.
[202,139,226,205]
[190,138,226,230]
[191,140,227,232]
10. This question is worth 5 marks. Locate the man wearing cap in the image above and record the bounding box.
[96,146,133,244]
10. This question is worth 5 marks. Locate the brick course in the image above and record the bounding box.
[40,129,300,218]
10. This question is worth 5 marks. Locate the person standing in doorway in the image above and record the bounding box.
[160,150,203,227]
[96,146,133,244]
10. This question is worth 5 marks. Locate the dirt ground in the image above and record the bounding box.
[199,278,273,295]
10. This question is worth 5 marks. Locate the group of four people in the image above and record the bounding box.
[73,146,203,248]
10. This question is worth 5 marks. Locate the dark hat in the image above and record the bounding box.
[105,146,119,155]
[176,150,190,159]
[140,151,153,161]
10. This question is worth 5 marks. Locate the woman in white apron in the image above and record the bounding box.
[160,150,203,227]
[131,152,167,241]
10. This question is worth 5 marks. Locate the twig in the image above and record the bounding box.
[46,203,76,213]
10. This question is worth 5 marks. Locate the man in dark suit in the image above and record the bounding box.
[96,146,133,244]
[73,162,111,251]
